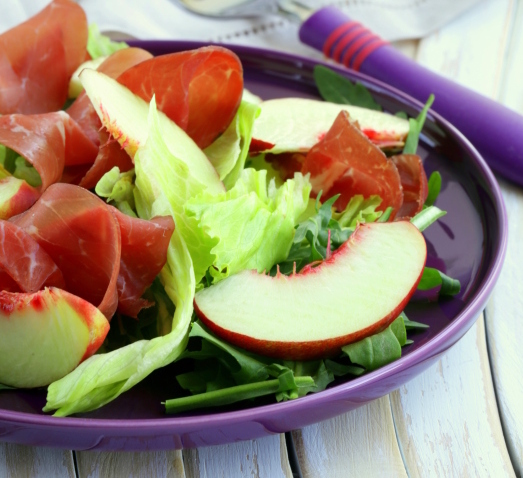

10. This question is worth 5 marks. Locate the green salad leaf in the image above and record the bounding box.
[96,167,137,216]
[185,169,311,285]
[425,171,442,207]
[313,65,382,111]
[87,24,128,60]
[411,205,446,231]
[417,267,461,296]
[0,145,41,187]
[403,94,435,155]
[44,99,201,416]
[341,315,407,372]
[204,100,260,188]
[273,193,382,275]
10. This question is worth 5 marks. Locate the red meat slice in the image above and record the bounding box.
[67,48,153,188]
[76,132,134,190]
[301,111,403,217]
[117,46,243,149]
[0,111,98,193]
[112,209,174,318]
[10,183,121,319]
[0,220,65,293]
[391,154,428,219]
[0,0,87,114]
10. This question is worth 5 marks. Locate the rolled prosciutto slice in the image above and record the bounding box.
[67,48,154,188]
[0,0,87,114]
[302,111,404,218]
[0,220,65,293]
[10,183,121,319]
[112,208,174,318]
[117,46,244,148]
[391,154,429,219]
[0,111,98,191]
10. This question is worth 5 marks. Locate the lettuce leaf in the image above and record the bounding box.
[185,169,311,284]
[204,100,260,186]
[44,99,201,416]
[87,24,128,60]
[96,167,137,216]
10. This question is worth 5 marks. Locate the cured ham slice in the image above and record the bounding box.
[391,154,428,219]
[0,220,65,293]
[67,48,153,188]
[301,111,404,217]
[112,209,174,318]
[0,111,98,203]
[0,0,87,114]
[10,184,121,319]
[117,46,243,148]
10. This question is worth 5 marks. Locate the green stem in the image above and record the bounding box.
[164,376,314,414]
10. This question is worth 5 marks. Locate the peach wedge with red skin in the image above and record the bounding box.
[0,287,109,388]
[0,175,40,220]
[194,221,427,361]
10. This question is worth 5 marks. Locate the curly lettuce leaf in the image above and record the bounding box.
[204,100,260,185]
[44,99,202,416]
[185,169,311,284]
[96,167,137,216]
[87,24,128,60]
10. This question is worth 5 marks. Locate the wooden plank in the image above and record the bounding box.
[0,444,75,478]
[292,397,407,478]
[182,435,293,478]
[415,0,514,97]
[485,178,523,476]
[411,0,522,474]
[391,318,514,477]
[76,449,185,478]
[485,3,523,474]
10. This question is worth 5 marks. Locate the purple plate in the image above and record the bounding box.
[0,41,507,451]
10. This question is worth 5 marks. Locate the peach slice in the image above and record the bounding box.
[0,288,109,388]
[194,221,426,360]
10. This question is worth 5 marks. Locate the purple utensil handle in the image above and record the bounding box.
[299,6,523,185]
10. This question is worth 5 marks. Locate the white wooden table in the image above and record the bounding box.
[1,0,522,476]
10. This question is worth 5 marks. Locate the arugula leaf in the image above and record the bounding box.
[403,94,435,154]
[182,321,270,385]
[401,312,429,331]
[417,267,461,296]
[273,193,382,275]
[341,315,407,371]
[425,171,442,207]
[313,65,382,111]
[0,384,14,390]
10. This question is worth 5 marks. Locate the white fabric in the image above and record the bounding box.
[1,0,484,60]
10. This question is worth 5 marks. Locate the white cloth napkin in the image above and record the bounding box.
[1,0,483,60]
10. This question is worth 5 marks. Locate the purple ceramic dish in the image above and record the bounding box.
[0,42,507,451]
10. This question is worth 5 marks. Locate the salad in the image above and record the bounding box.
[0,0,459,416]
